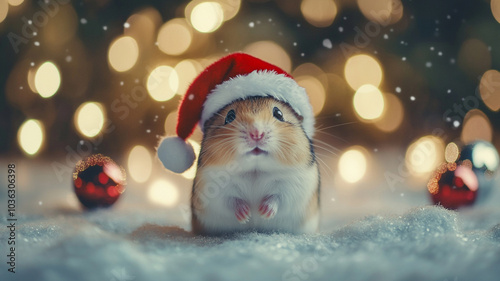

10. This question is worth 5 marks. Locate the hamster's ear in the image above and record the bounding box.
[297,115,304,123]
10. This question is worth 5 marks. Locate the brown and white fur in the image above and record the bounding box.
[191,97,320,235]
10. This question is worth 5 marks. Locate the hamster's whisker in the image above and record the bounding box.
[314,131,350,144]
[312,139,341,153]
[315,121,358,131]
[311,143,339,157]
[313,153,335,178]
[201,138,237,154]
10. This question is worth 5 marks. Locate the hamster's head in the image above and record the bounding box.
[199,97,314,169]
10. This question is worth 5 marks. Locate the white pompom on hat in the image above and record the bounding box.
[157,52,314,173]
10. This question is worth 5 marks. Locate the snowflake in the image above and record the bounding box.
[322,39,332,49]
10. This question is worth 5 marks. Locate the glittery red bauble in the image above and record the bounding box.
[428,163,478,209]
[73,154,126,209]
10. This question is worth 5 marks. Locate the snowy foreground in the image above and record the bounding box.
[1,158,500,281]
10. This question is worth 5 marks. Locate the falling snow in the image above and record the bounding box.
[124,22,130,28]
[383,34,389,39]
[249,22,255,28]
[81,18,88,24]
[395,87,402,93]
[103,26,108,31]
[339,27,344,32]
[322,39,333,49]
[453,120,460,128]
[66,56,72,63]
[34,41,40,46]
[425,62,432,68]
[410,96,416,101]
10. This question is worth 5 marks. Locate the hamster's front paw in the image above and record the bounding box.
[258,195,279,219]
[233,198,251,224]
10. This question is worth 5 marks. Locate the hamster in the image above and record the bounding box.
[191,96,320,235]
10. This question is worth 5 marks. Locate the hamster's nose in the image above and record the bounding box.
[249,129,265,141]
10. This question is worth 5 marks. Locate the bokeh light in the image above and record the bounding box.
[0,0,8,24]
[182,141,201,179]
[164,111,178,136]
[218,0,241,21]
[353,84,385,120]
[445,142,460,163]
[175,59,203,95]
[458,39,491,78]
[127,145,152,183]
[492,0,500,24]
[8,0,23,7]
[124,11,158,48]
[108,36,139,72]
[34,61,61,98]
[357,0,403,24]
[296,76,326,115]
[338,147,368,183]
[406,136,445,176]
[344,54,383,90]
[479,69,500,112]
[74,102,106,138]
[244,41,292,73]
[43,4,78,46]
[300,0,337,28]
[157,18,193,56]
[147,65,179,101]
[374,93,404,132]
[17,119,44,156]
[190,2,224,33]
[471,142,499,172]
[148,179,179,207]
[461,109,493,144]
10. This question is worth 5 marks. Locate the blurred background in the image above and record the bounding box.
[0,0,499,212]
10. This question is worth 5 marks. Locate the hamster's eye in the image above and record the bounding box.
[273,107,284,122]
[225,109,236,125]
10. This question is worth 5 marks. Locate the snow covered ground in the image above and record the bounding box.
[1,155,500,281]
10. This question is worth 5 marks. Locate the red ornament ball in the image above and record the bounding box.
[73,154,126,209]
[428,163,479,209]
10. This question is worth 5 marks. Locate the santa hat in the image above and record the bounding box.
[157,52,314,173]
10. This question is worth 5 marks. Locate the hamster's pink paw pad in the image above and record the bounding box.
[234,199,251,224]
[258,195,279,219]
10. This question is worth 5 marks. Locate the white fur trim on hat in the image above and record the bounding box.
[200,70,315,138]
[157,136,195,173]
